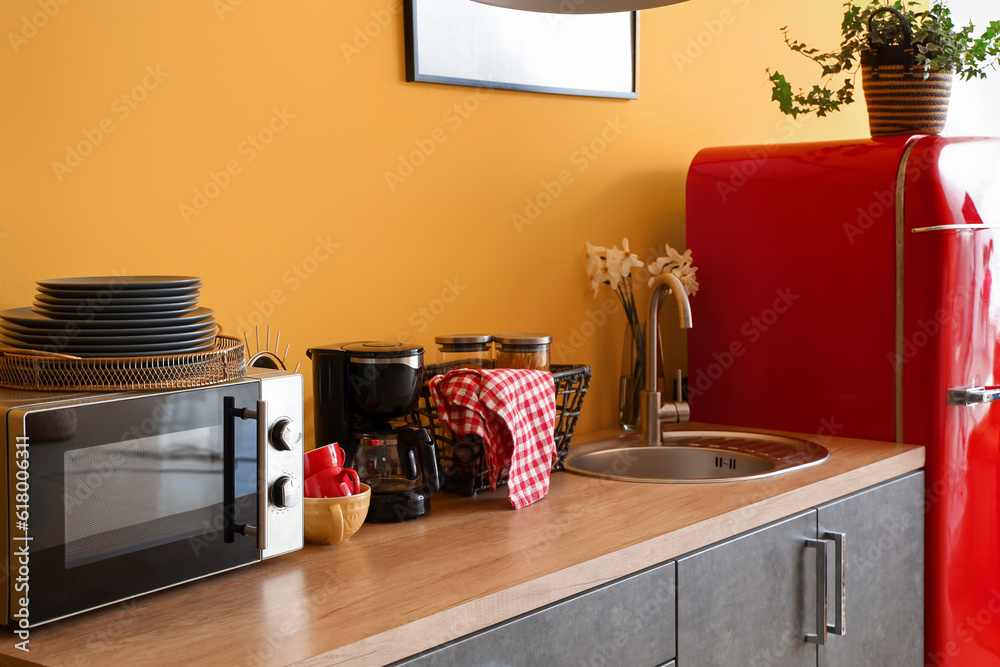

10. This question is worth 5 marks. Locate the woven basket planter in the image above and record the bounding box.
[860,8,953,137]
[861,52,952,136]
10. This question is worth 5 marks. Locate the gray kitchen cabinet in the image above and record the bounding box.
[392,560,676,667]
[677,472,924,667]
[817,472,924,667]
[394,473,923,667]
[677,511,819,667]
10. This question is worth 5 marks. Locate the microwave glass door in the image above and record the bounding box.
[22,384,260,624]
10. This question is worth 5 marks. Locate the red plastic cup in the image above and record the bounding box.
[303,443,346,479]
[304,466,361,498]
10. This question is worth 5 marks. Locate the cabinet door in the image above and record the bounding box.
[677,511,819,667]
[393,560,676,667]
[817,471,924,667]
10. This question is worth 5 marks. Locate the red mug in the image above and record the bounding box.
[303,443,347,479]
[304,466,361,498]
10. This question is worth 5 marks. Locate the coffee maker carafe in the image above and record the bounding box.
[307,342,439,522]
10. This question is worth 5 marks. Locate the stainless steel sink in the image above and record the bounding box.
[564,431,829,483]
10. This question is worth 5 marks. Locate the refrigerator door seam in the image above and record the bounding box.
[895,142,918,444]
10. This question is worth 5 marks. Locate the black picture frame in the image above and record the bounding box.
[404,0,639,100]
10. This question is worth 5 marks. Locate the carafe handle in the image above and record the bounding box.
[395,432,419,480]
[415,428,440,493]
[397,426,440,492]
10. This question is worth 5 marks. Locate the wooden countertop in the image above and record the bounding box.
[0,424,924,667]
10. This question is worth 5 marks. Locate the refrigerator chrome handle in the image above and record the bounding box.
[912,224,1000,233]
[948,386,1000,406]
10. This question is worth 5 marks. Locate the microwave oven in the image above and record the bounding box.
[1,369,304,626]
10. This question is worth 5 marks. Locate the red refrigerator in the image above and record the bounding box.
[687,135,1000,666]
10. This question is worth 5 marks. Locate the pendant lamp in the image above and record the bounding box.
[469,0,688,13]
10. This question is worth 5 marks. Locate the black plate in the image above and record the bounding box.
[34,293,201,307]
[36,276,202,291]
[32,302,199,317]
[0,307,215,329]
[0,317,217,337]
[0,336,217,358]
[36,285,202,299]
[0,324,218,346]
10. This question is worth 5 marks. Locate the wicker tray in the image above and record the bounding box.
[0,335,246,391]
[405,362,592,496]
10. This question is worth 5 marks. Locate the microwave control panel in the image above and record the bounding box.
[260,373,304,559]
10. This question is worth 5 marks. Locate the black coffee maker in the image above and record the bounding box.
[307,342,439,522]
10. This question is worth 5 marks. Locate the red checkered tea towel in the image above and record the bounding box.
[429,368,557,509]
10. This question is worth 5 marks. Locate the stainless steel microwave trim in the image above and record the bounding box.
[349,355,421,368]
[911,224,1000,233]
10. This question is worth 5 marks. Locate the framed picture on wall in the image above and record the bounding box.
[404,0,638,99]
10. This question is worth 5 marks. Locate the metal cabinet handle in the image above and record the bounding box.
[805,538,828,645]
[824,531,846,636]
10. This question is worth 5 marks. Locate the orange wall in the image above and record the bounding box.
[1,0,869,441]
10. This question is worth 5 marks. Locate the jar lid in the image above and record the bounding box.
[495,332,553,346]
[435,334,493,345]
[342,341,424,358]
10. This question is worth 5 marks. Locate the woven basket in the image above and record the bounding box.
[860,8,952,137]
[405,362,592,496]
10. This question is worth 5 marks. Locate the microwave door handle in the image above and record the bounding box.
[223,397,267,551]
[224,396,238,544]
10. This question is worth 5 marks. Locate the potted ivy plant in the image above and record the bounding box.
[767,1,1000,135]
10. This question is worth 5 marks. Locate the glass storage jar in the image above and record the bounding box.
[494,333,552,371]
[435,334,493,369]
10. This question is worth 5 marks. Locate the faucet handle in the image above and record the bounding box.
[658,370,690,425]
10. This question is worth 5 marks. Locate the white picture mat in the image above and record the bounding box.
[410,0,636,97]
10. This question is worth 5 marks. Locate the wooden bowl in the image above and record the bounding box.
[303,483,371,545]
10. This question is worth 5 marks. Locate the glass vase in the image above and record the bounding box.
[618,321,646,431]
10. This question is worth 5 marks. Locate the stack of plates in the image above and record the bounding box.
[0,276,218,358]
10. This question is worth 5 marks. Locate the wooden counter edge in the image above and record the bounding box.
[300,445,926,666]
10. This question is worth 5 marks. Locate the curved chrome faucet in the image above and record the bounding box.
[641,272,692,446]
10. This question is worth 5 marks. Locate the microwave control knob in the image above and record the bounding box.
[269,418,302,451]
[270,476,301,509]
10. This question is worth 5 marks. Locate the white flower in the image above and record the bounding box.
[590,267,612,297]
[646,257,671,283]
[647,243,699,295]
[585,242,607,278]
[604,246,627,282]
[667,246,691,268]
[619,237,644,278]
[673,264,700,296]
